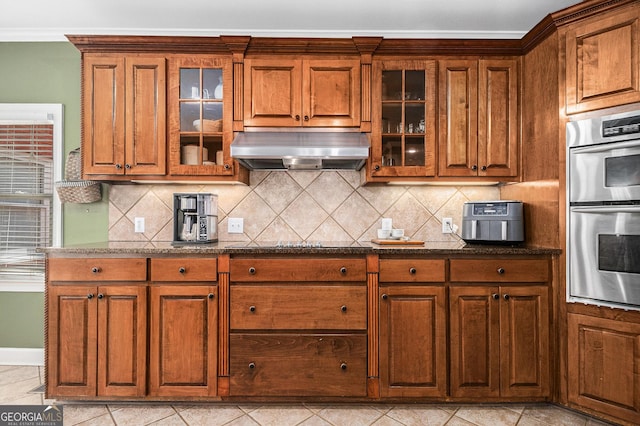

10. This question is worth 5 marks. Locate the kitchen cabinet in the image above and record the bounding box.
[243,58,361,127]
[370,60,437,178]
[567,313,640,424]
[449,259,550,399]
[228,257,368,397]
[46,258,147,398]
[564,2,640,114]
[82,54,166,178]
[438,59,519,178]
[167,56,236,177]
[378,259,447,397]
[149,258,218,397]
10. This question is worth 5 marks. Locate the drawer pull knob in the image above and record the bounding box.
[97,293,104,299]
[382,294,388,300]
[409,267,417,274]
[341,305,347,312]
[492,293,500,300]
[249,267,256,275]
[178,267,186,274]
[340,363,347,370]
[91,267,101,274]
[249,362,256,369]
[503,294,510,301]
[208,293,215,299]
[87,293,94,299]
[340,267,347,275]
[497,267,505,275]
[249,305,256,312]
[295,115,301,121]
[115,163,122,170]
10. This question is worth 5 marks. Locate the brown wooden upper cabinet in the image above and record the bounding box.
[370,60,437,178]
[438,59,519,178]
[82,54,166,178]
[564,2,640,114]
[243,58,361,127]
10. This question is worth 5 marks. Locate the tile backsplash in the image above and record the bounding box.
[108,171,499,245]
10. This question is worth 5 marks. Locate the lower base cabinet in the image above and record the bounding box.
[568,313,640,424]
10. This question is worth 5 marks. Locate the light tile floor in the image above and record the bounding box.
[0,365,616,426]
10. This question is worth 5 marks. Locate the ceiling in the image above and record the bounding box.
[1,0,579,42]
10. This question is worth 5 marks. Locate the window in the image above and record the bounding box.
[0,104,62,292]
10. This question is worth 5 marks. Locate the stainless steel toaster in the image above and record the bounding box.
[461,201,524,244]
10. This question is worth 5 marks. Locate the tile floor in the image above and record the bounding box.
[0,365,616,426]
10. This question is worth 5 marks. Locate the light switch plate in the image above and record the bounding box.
[134,217,145,233]
[228,217,244,233]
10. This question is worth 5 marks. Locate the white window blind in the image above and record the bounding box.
[0,123,53,280]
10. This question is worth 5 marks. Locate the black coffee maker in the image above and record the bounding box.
[173,193,218,245]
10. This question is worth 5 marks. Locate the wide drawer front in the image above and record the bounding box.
[48,258,147,281]
[231,285,366,330]
[229,334,367,397]
[449,259,549,282]
[379,259,446,283]
[150,258,217,282]
[230,258,366,282]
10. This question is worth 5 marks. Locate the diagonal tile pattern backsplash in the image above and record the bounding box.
[108,170,500,245]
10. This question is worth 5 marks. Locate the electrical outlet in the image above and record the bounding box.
[134,217,145,233]
[442,218,453,234]
[228,217,244,234]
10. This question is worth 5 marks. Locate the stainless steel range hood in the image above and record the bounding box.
[230,128,370,170]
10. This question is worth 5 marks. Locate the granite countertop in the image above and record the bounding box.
[40,241,561,256]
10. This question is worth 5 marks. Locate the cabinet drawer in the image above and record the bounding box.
[230,258,366,282]
[229,334,367,397]
[48,258,147,281]
[231,285,366,330]
[450,259,549,282]
[379,259,445,283]
[150,258,217,282]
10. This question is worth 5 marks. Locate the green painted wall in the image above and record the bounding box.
[0,42,109,349]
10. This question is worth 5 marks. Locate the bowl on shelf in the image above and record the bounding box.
[193,119,222,132]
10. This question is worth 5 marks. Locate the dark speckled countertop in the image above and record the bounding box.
[40,241,561,257]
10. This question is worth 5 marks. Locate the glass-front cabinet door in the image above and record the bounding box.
[370,60,436,179]
[168,56,233,176]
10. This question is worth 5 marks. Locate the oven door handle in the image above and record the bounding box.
[571,139,640,154]
[571,205,640,214]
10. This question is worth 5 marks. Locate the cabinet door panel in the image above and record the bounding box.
[449,285,500,398]
[97,286,147,397]
[305,60,360,127]
[125,58,166,175]
[149,285,217,397]
[500,286,549,397]
[47,286,97,397]
[379,286,446,397]
[478,60,518,177]
[568,313,640,423]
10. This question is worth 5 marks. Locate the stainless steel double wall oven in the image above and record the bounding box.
[567,107,640,310]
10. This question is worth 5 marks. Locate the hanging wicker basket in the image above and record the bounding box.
[55,148,102,204]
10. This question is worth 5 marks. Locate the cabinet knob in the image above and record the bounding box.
[249,267,256,275]
[340,267,347,275]
[248,362,256,369]
[303,115,309,121]
[492,293,499,300]
[97,293,104,299]
[471,164,478,171]
[497,267,505,275]
[125,163,131,169]
[295,115,301,121]
[503,294,510,301]
[224,164,231,170]
[178,267,186,274]
[481,165,487,171]
[374,164,381,171]
[249,305,256,312]
[208,293,215,299]
[381,294,388,300]
[340,363,347,370]
[87,293,94,299]
[341,305,347,312]
[115,163,122,170]
[409,267,417,275]
[91,267,101,274]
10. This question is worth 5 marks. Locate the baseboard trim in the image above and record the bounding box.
[0,348,44,365]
